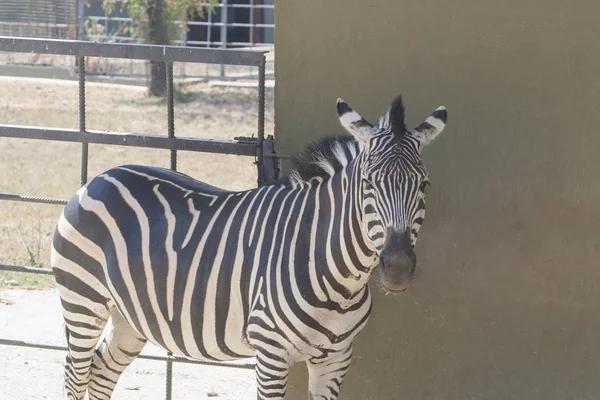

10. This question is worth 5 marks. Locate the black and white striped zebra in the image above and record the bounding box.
[51,94,447,399]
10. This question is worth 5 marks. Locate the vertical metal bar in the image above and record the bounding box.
[249,1,255,45]
[207,4,213,45]
[206,3,213,76]
[77,0,86,40]
[165,352,173,400]
[249,0,256,77]
[106,13,111,43]
[181,13,188,78]
[78,56,88,186]
[166,61,177,171]
[104,6,109,42]
[256,56,266,186]
[220,0,228,76]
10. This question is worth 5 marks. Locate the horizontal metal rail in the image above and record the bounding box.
[87,4,274,15]
[184,22,275,28]
[82,36,275,48]
[0,125,257,156]
[0,22,71,28]
[0,264,54,275]
[0,339,255,370]
[0,37,266,66]
[87,16,275,29]
[0,193,69,205]
[201,3,274,9]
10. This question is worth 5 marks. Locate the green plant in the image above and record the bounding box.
[17,223,43,267]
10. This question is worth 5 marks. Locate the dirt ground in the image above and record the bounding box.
[0,78,274,398]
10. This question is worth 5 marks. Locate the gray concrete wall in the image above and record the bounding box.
[274,0,600,399]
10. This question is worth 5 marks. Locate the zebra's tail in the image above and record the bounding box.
[63,322,70,346]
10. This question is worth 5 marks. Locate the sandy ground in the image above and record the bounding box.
[0,288,257,400]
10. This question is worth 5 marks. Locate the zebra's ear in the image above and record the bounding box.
[410,106,447,148]
[336,98,374,146]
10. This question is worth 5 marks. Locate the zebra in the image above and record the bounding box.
[51,94,447,399]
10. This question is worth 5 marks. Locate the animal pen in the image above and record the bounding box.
[0,36,278,399]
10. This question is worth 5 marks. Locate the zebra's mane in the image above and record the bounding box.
[282,135,362,187]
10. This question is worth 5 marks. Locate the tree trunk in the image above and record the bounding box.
[147,0,168,97]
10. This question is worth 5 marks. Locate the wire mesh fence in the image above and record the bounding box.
[0,0,76,39]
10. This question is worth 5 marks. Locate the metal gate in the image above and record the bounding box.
[0,36,279,399]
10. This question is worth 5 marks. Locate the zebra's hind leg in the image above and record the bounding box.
[307,346,354,400]
[254,350,290,400]
[55,272,111,399]
[87,307,147,399]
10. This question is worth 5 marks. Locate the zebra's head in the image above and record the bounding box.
[336,95,447,292]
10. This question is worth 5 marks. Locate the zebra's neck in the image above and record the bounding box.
[301,158,378,305]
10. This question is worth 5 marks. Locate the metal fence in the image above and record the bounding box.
[0,1,274,81]
[81,0,275,80]
[0,36,280,399]
[0,0,75,39]
[85,2,275,47]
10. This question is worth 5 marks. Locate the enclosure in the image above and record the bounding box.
[2,0,600,399]
[0,36,275,399]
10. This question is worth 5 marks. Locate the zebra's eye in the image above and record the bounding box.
[362,178,374,189]
[419,181,430,192]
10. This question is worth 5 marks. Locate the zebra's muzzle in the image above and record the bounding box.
[379,229,417,292]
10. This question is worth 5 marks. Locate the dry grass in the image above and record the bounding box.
[0,78,274,288]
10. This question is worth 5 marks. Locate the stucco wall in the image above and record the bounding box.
[274,0,600,399]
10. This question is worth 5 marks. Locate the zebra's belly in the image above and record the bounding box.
[108,284,256,362]
[144,333,255,362]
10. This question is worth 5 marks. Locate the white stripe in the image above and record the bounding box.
[55,204,135,326]
[97,175,183,354]
[118,166,218,204]
[51,244,110,299]
[332,141,349,166]
[424,115,445,131]
[181,194,233,358]
[202,191,252,358]
[182,198,200,248]
[225,190,266,355]
[248,186,285,303]
[339,110,365,127]
[307,180,328,302]
[152,184,178,322]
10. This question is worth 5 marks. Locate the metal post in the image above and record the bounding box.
[166,61,177,171]
[165,352,173,400]
[181,14,188,78]
[77,0,85,40]
[104,6,109,42]
[256,56,266,186]
[78,56,88,186]
[249,1,255,45]
[220,0,228,77]
[262,136,278,184]
[206,4,213,76]
[249,0,256,78]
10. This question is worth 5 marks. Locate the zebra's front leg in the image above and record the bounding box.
[255,350,290,400]
[307,346,354,400]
